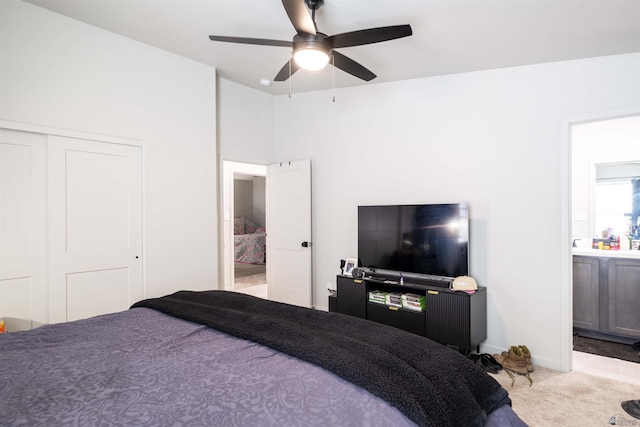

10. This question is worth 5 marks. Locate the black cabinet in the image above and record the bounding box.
[336,276,366,318]
[336,275,487,352]
[424,288,487,352]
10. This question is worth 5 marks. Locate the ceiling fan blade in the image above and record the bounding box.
[331,51,376,81]
[326,25,412,48]
[281,0,316,36]
[209,35,292,48]
[274,59,301,81]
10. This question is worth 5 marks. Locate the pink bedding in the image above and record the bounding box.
[234,231,266,264]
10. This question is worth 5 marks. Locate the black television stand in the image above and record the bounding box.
[334,274,487,353]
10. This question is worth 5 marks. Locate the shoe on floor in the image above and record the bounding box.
[480,353,503,372]
[518,345,534,372]
[503,347,528,376]
[468,353,499,374]
[494,347,533,387]
[621,400,640,420]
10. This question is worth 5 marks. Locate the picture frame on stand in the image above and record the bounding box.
[343,258,357,276]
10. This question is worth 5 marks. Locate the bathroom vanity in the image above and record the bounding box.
[573,249,640,343]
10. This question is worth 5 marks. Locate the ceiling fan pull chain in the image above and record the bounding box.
[288,58,292,98]
[332,53,335,102]
[311,6,318,32]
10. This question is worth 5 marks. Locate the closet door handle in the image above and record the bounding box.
[301,241,312,248]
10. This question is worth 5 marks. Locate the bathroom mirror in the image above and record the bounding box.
[594,162,640,239]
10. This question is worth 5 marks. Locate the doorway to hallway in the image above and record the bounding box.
[221,161,267,293]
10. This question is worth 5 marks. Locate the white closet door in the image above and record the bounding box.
[0,129,47,331]
[48,136,143,323]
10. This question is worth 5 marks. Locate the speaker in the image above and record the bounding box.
[351,267,365,279]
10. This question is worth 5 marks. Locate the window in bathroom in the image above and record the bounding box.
[594,179,632,237]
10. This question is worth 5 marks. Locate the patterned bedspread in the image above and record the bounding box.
[134,291,520,427]
[0,293,526,426]
[234,231,266,264]
[0,308,414,426]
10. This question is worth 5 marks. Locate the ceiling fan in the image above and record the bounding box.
[209,0,412,82]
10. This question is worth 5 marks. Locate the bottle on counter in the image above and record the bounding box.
[610,235,620,250]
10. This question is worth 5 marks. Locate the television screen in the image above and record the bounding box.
[358,203,469,278]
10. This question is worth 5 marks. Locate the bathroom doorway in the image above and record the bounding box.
[569,113,640,378]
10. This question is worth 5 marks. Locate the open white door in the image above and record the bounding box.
[267,159,312,307]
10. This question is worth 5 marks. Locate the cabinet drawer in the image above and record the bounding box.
[367,302,426,336]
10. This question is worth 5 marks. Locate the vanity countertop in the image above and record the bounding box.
[573,248,640,259]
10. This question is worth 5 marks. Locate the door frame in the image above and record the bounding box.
[220,160,267,291]
[561,106,640,372]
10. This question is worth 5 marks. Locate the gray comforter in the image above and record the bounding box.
[132,291,512,426]
[1,307,413,426]
[1,290,525,426]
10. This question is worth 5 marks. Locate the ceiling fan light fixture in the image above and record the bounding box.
[293,44,330,71]
[209,0,412,83]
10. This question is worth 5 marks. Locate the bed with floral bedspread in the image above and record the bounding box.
[234,217,266,264]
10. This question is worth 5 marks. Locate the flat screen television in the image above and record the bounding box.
[358,203,469,279]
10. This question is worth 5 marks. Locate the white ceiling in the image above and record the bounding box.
[24,0,640,96]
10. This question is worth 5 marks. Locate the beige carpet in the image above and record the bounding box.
[234,263,266,289]
[492,366,639,426]
[233,284,267,299]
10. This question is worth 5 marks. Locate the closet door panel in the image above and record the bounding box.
[0,278,35,331]
[0,129,46,331]
[66,268,130,322]
[48,136,142,323]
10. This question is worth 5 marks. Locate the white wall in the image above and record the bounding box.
[218,78,275,164]
[272,53,640,370]
[231,178,266,226]
[217,79,273,291]
[1,0,218,299]
[234,179,254,219]
[253,176,266,228]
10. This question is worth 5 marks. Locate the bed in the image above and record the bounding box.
[0,290,526,426]
[234,217,266,264]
